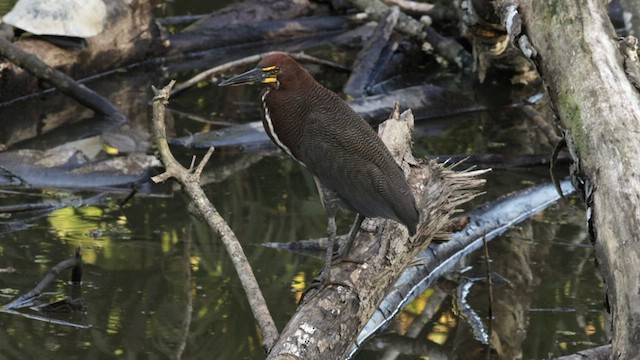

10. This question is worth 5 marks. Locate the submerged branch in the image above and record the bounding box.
[3,247,82,311]
[0,36,126,123]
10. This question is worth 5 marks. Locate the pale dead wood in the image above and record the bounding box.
[0,0,159,101]
[383,0,434,14]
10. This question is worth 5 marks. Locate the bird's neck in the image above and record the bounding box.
[260,86,309,160]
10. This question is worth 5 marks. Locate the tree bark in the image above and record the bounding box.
[495,0,640,358]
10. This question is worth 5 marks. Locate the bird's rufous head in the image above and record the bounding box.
[218,53,304,90]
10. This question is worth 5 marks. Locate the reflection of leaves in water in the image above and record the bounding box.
[0,288,20,296]
[47,205,138,266]
[48,206,105,239]
[48,206,107,265]
[403,288,432,315]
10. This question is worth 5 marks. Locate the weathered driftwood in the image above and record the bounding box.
[349,0,472,67]
[343,6,400,98]
[167,0,332,55]
[0,0,159,101]
[0,149,160,191]
[168,16,356,55]
[266,107,486,359]
[353,180,575,355]
[181,0,315,33]
[482,0,640,358]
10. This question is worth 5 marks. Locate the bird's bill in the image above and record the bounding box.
[218,67,278,86]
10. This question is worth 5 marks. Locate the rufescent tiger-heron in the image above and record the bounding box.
[219,53,419,286]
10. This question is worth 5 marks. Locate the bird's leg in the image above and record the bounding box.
[336,213,366,259]
[300,215,337,302]
[317,215,337,286]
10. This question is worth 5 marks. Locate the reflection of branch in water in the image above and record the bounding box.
[0,308,90,329]
[456,279,489,345]
[3,247,82,310]
[175,225,194,359]
[379,286,448,360]
[0,247,88,329]
[0,193,108,215]
[483,235,494,359]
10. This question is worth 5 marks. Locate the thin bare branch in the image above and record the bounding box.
[150,80,279,350]
[171,51,349,96]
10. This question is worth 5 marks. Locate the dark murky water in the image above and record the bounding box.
[0,0,606,359]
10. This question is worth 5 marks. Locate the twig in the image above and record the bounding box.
[170,51,349,96]
[165,107,236,126]
[0,308,90,329]
[0,36,126,123]
[150,80,279,350]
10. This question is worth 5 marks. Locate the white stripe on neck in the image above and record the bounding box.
[262,88,297,160]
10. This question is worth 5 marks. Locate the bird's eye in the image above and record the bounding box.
[262,65,280,74]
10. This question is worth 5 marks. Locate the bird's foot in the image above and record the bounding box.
[299,263,351,303]
[331,243,364,266]
[299,270,330,303]
[331,255,364,266]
